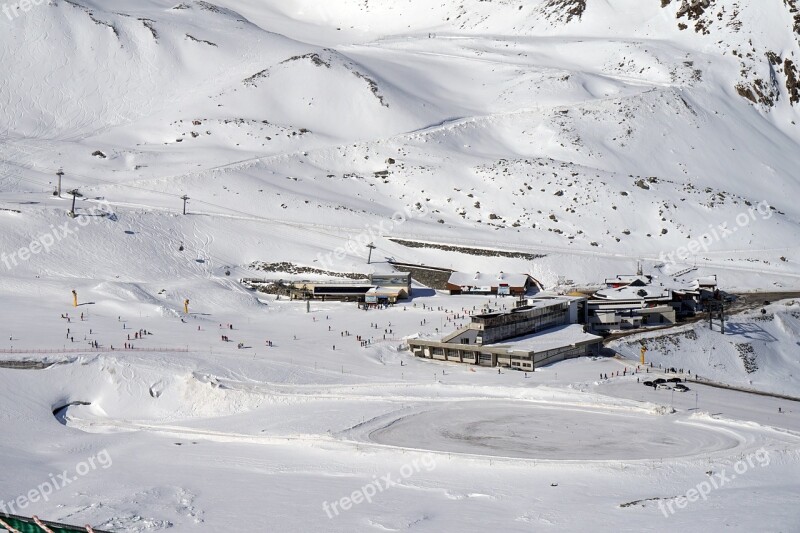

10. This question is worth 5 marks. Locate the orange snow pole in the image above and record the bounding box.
[72,290,78,308]
[184,299,189,314]
[640,345,647,365]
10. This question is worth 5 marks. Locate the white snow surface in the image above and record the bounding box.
[486,323,602,352]
[0,1,799,531]
[1,292,799,532]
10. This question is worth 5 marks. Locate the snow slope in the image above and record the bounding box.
[0,290,798,531]
[612,299,800,396]
[0,0,799,289]
[1,1,800,531]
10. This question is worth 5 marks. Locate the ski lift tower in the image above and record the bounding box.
[56,169,64,197]
[706,299,725,334]
[67,189,79,218]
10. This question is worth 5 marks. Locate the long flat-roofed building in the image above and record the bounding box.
[248,272,412,303]
[408,295,601,370]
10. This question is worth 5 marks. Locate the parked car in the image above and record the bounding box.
[674,384,689,392]
[642,381,654,387]
[656,383,671,390]
[653,378,667,385]
[668,377,682,383]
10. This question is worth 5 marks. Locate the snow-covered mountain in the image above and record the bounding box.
[3,4,800,532]
[1,0,799,288]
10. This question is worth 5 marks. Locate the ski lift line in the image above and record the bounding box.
[0,162,366,242]
[1,148,294,200]
[3,135,687,249]
[46,169,800,259]
[98,198,352,249]
[6,158,795,267]
[7,168,798,273]
[0,170,56,192]
[6,168,799,275]
[18,163,796,261]
[0,171,355,272]
[0,164,188,200]
[0,159,209,207]
[0,169,352,242]
[0,148,289,202]
[0,167,246,273]
[0,169,97,197]
[186,197,351,236]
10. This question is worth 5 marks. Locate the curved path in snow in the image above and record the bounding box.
[366,401,745,461]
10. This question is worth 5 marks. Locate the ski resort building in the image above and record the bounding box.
[408,295,601,370]
[446,271,537,296]
[368,273,412,297]
[588,283,676,332]
[587,274,718,332]
[241,272,411,303]
[604,274,653,288]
